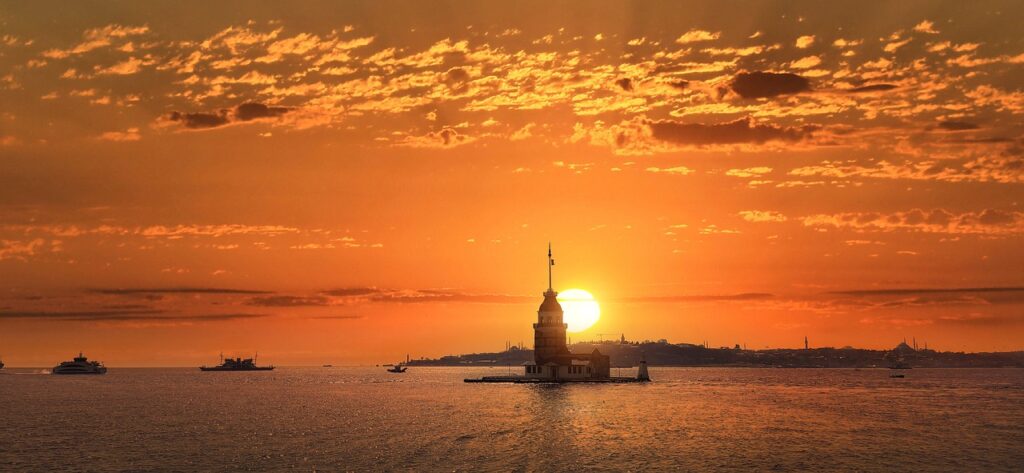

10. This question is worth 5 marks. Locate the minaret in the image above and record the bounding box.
[804,336,808,350]
[533,243,569,365]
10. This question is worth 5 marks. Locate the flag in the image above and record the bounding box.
[551,259,555,265]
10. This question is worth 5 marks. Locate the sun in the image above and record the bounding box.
[558,288,601,333]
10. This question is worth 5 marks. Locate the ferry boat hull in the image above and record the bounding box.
[199,366,274,371]
[52,367,108,375]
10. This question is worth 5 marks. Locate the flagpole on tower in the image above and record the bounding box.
[547,242,554,291]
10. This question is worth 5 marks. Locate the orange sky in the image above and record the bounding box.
[1,0,1022,366]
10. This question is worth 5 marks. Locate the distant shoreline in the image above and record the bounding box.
[404,341,1024,369]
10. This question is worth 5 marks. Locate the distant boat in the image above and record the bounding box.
[890,373,905,378]
[52,353,107,375]
[200,353,273,371]
[322,364,333,368]
[387,365,407,373]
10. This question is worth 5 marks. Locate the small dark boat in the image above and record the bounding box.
[387,354,411,373]
[890,373,905,378]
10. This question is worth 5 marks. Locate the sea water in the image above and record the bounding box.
[1,367,1022,471]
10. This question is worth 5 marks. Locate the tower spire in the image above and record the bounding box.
[547,242,554,291]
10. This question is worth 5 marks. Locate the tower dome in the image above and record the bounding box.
[538,290,562,313]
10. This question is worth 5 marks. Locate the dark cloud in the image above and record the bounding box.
[668,80,689,91]
[623,293,774,303]
[0,309,269,322]
[234,102,291,121]
[943,136,1014,144]
[977,209,1017,225]
[166,102,291,129]
[370,290,534,304]
[615,77,633,92]
[829,287,1024,296]
[81,313,270,322]
[247,295,330,307]
[321,287,382,297]
[0,309,165,319]
[435,127,468,146]
[937,314,1022,327]
[443,67,471,93]
[93,287,273,295]
[937,120,980,131]
[874,294,990,308]
[848,84,898,93]
[731,72,810,98]
[0,309,272,323]
[167,111,229,129]
[647,117,817,145]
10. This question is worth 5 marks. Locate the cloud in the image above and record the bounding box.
[396,127,474,148]
[936,314,1021,327]
[615,77,634,92]
[97,128,141,142]
[884,37,912,53]
[510,123,536,141]
[726,167,773,178]
[731,71,811,98]
[802,209,1024,235]
[0,239,47,261]
[0,309,164,320]
[442,67,472,93]
[913,20,940,34]
[647,117,817,146]
[645,166,695,175]
[788,156,1024,184]
[788,55,822,69]
[795,35,815,49]
[369,289,533,304]
[623,293,774,303]
[166,111,230,129]
[0,308,268,322]
[675,29,720,44]
[96,56,149,75]
[164,102,292,130]
[41,24,149,59]
[847,83,898,93]
[89,313,270,322]
[829,287,1024,297]
[936,120,980,131]
[740,210,788,222]
[576,117,819,155]
[247,295,330,307]
[93,287,273,295]
[321,287,382,297]
[234,102,291,121]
